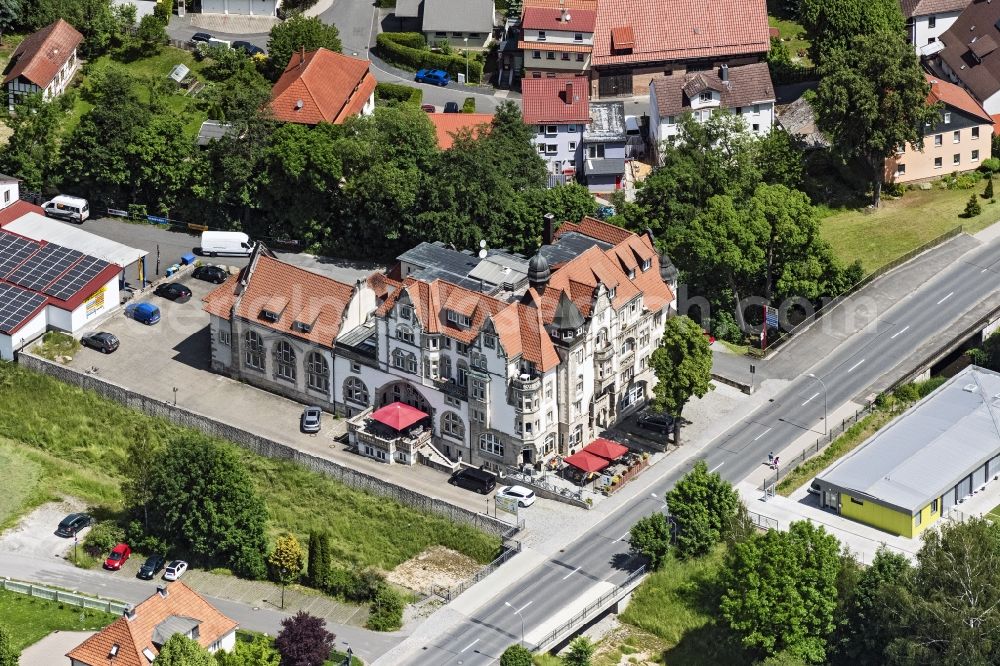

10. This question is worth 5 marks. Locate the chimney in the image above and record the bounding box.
[157,585,168,598]
[561,7,569,21]
[299,46,306,65]
[124,606,136,621]
[543,213,555,245]
[565,81,573,104]
[720,64,729,82]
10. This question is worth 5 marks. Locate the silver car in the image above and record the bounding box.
[300,406,322,433]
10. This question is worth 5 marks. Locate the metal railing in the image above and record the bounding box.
[1,578,129,615]
[746,510,779,531]
[429,539,523,602]
[504,468,588,502]
[533,564,648,651]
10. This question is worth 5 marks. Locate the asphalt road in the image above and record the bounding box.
[398,235,1000,664]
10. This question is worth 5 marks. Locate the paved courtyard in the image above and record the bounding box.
[19,630,95,666]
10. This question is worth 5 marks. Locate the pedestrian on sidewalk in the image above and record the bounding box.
[774,456,780,472]
[768,451,774,466]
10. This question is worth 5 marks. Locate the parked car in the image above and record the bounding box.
[192,265,229,284]
[55,513,92,537]
[448,468,496,494]
[189,32,213,45]
[163,560,188,581]
[498,485,536,507]
[300,406,322,433]
[443,101,460,113]
[415,69,451,86]
[420,104,436,113]
[637,411,675,434]
[124,302,160,325]
[807,481,821,495]
[104,543,131,571]
[233,40,266,57]
[154,283,192,303]
[80,331,119,354]
[137,554,166,580]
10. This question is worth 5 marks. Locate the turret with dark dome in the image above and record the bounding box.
[527,251,550,291]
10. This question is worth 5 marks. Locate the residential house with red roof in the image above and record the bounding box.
[901,0,971,57]
[885,74,992,183]
[67,582,237,666]
[648,62,775,157]
[3,19,82,111]
[270,48,376,126]
[590,0,769,98]
[519,5,597,79]
[426,112,494,149]
[522,75,591,182]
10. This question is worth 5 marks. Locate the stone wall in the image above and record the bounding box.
[17,353,513,538]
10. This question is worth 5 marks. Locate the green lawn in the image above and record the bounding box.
[768,15,812,65]
[820,186,1000,272]
[0,587,116,651]
[0,361,499,570]
[987,502,1000,523]
[0,444,41,530]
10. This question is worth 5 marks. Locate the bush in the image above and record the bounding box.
[914,376,947,398]
[375,82,422,106]
[500,644,533,666]
[125,521,169,556]
[461,97,476,113]
[892,383,920,404]
[83,521,125,557]
[323,567,385,602]
[980,157,1000,173]
[963,192,982,218]
[947,172,982,190]
[383,32,426,49]
[376,33,483,80]
[711,310,743,345]
[366,584,404,631]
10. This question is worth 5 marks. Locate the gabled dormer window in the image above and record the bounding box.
[398,304,412,321]
[609,286,617,300]
[641,258,652,272]
[699,92,712,102]
[447,310,471,328]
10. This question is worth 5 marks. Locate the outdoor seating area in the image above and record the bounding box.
[347,401,432,465]
[560,438,650,494]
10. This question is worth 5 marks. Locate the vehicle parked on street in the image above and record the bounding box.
[163,560,188,581]
[104,543,131,570]
[443,101,460,113]
[637,411,675,434]
[189,32,213,45]
[207,37,231,49]
[137,554,166,580]
[233,40,265,57]
[420,104,436,112]
[192,265,229,284]
[498,485,536,507]
[55,513,93,537]
[300,406,322,433]
[80,332,119,354]
[124,302,161,325]
[41,195,89,222]
[448,468,496,494]
[154,283,193,303]
[201,231,254,257]
[415,69,451,86]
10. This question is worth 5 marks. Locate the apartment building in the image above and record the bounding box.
[519,5,596,79]
[522,75,591,180]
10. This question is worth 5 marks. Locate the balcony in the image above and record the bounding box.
[512,372,541,392]
[432,376,468,400]
[347,407,433,464]
[355,426,432,454]
[594,344,614,362]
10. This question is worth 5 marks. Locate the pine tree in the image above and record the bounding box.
[964,193,982,218]
[306,531,321,588]
[317,531,331,584]
[985,176,994,200]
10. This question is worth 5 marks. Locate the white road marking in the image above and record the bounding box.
[562,567,581,580]
[802,392,819,406]
[614,532,630,543]
[460,639,479,653]
[890,325,910,339]
[937,291,954,305]
[516,601,533,613]
[752,427,772,441]
[709,461,725,473]
[847,358,866,372]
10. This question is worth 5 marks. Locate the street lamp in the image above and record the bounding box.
[504,601,526,645]
[463,37,469,83]
[806,373,828,435]
[280,567,287,609]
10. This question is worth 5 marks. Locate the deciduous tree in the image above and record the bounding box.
[832,548,909,666]
[814,32,937,206]
[629,512,672,569]
[367,584,404,631]
[798,0,904,65]
[266,15,342,80]
[216,634,281,666]
[500,644,533,666]
[650,315,713,444]
[665,460,741,559]
[564,636,595,666]
[275,611,335,666]
[269,533,305,584]
[0,92,62,191]
[155,634,214,666]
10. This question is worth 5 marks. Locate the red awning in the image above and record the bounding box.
[584,438,629,460]
[370,402,428,431]
[563,450,610,473]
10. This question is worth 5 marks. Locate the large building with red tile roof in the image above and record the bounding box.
[67,582,237,666]
[588,0,769,98]
[885,74,993,184]
[522,76,590,180]
[270,48,376,125]
[203,215,676,470]
[3,19,82,111]
[520,5,597,79]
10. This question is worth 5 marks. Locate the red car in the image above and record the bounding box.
[104,543,131,570]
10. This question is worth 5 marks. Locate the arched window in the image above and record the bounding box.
[479,432,504,457]
[544,433,556,455]
[621,337,635,355]
[570,424,583,449]
[397,325,414,344]
[441,411,465,439]
[391,350,417,374]
[306,352,329,392]
[344,377,369,405]
[244,330,264,370]
[273,340,296,382]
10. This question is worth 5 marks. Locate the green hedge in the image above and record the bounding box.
[384,31,426,49]
[375,81,423,106]
[376,32,484,80]
[461,96,475,113]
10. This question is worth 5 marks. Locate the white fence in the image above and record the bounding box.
[1,578,129,615]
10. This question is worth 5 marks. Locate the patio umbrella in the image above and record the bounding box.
[563,450,610,473]
[584,438,629,460]
[370,401,427,431]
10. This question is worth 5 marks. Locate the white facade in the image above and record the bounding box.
[199,0,280,16]
[648,81,774,149]
[534,123,584,175]
[522,28,594,46]
[911,12,961,56]
[5,48,79,111]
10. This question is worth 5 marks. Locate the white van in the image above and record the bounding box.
[201,231,253,257]
[42,196,89,223]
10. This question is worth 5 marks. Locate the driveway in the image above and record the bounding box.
[0,499,90,561]
[19,631,95,666]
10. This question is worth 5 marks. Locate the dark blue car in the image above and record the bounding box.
[125,302,161,325]
[415,69,451,86]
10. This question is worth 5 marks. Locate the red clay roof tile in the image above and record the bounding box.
[522,6,597,31]
[521,75,591,124]
[2,19,82,88]
[270,48,376,125]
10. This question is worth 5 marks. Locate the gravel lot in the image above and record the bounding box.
[0,500,90,561]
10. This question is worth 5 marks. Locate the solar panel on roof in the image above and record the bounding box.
[0,283,46,334]
[0,233,39,278]
[6,244,84,292]
[44,255,111,301]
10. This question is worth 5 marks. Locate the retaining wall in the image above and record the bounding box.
[17,353,512,538]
